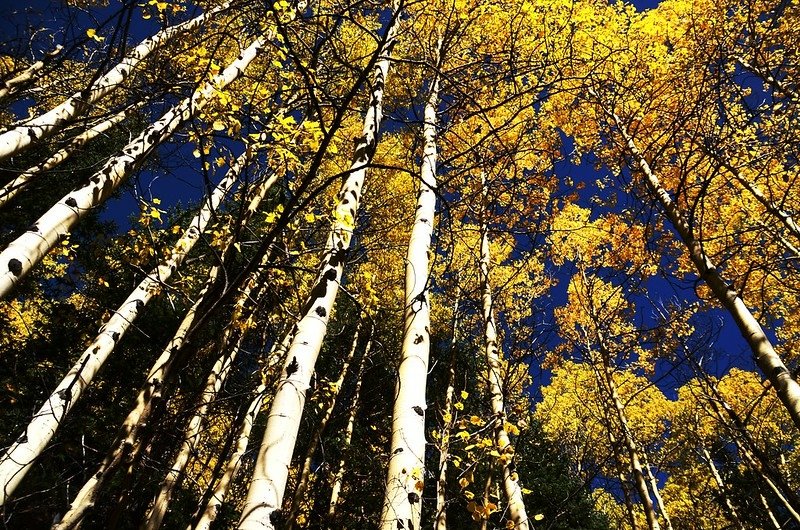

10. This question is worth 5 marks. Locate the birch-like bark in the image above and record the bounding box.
[699,447,745,530]
[734,55,800,103]
[434,284,461,530]
[639,451,672,530]
[327,333,372,519]
[192,383,268,530]
[598,99,800,430]
[0,102,143,209]
[0,45,63,103]
[0,35,266,300]
[238,7,401,527]
[700,375,800,524]
[381,38,440,530]
[759,491,783,530]
[53,157,276,528]
[286,323,362,529]
[476,173,529,530]
[0,149,249,507]
[142,246,282,530]
[590,333,660,530]
[0,4,230,161]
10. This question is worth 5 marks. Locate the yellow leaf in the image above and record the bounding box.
[86,29,105,42]
[460,390,469,399]
[534,514,544,521]
[212,120,226,131]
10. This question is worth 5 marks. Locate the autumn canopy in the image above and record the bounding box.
[0,0,798,528]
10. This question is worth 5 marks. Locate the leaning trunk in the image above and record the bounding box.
[238,7,401,527]
[0,3,230,160]
[0,35,266,300]
[0,148,251,506]
[599,100,800,431]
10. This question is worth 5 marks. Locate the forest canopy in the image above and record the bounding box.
[0,0,799,528]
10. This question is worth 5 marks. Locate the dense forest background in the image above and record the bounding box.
[0,0,798,528]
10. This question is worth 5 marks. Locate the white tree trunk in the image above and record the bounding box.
[700,447,745,530]
[0,35,266,300]
[328,333,372,518]
[0,5,229,160]
[478,189,529,530]
[286,323,362,529]
[0,147,250,506]
[380,41,439,530]
[142,245,282,530]
[53,156,276,529]
[0,45,62,103]
[0,102,143,209]
[434,284,461,530]
[599,100,800,431]
[237,8,401,527]
[192,383,268,530]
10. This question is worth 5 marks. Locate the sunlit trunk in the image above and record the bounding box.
[238,7,401,527]
[0,147,253,506]
[381,35,440,530]
[0,4,231,160]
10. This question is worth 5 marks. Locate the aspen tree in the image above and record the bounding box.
[142,230,291,530]
[0,35,267,300]
[327,332,372,519]
[0,3,232,161]
[192,383,268,530]
[0,101,144,209]
[53,153,278,529]
[595,97,800,431]
[238,5,402,527]
[0,147,250,506]
[0,45,62,104]
[699,447,745,530]
[477,171,529,530]
[381,36,441,530]
[286,321,363,529]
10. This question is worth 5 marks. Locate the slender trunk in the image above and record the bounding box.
[734,55,800,103]
[381,36,440,530]
[192,386,265,530]
[0,4,230,160]
[0,150,249,507]
[435,284,461,530]
[699,447,745,530]
[759,491,783,530]
[286,322,362,529]
[476,173,529,530]
[327,334,372,519]
[699,371,800,522]
[593,340,659,530]
[0,101,143,209]
[0,45,63,103]
[238,8,401,527]
[0,35,266,300]
[596,377,637,530]
[599,100,800,430]
[53,159,276,528]
[639,444,672,530]
[141,246,281,530]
